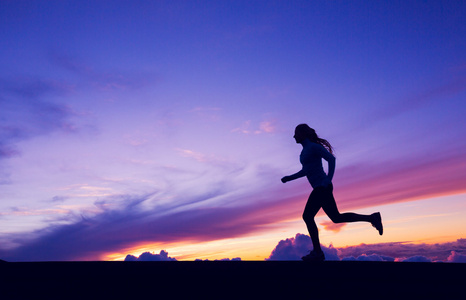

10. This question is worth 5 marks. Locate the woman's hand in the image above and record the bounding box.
[281,176,291,183]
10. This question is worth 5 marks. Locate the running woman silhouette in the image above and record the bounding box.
[281,124,383,261]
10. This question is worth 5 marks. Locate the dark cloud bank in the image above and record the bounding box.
[0,189,293,261]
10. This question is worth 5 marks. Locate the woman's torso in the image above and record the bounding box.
[300,142,331,188]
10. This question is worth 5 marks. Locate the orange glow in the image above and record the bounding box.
[102,193,466,261]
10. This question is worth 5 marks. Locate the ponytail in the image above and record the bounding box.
[316,137,334,155]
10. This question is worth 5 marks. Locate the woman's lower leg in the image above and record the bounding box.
[305,218,322,252]
[335,212,372,223]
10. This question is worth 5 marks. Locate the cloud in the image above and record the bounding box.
[398,255,432,263]
[266,233,340,261]
[174,148,237,172]
[124,250,177,261]
[447,251,466,263]
[0,76,78,162]
[320,221,346,233]
[342,254,394,262]
[327,73,466,212]
[0,76,74,99]
[0,143,19,159]
[0,50,158,165]
[0,183,300,261]
[266,235,466,263]
[189,107,222,122]
[259,121,276,133]
[231,119,277,135]
[195,257,242,261]
[337,239,466,262]
[333,151,466,212]
[47,50,158,91]
[50,196,69,203]
[176,148,216,163]
[0,207,71,218]
[231,120,254,134]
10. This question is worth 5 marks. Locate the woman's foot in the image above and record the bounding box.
[371,212,383,235]
[301,249,325,262]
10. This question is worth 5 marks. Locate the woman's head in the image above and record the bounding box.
[294,124,334,154]
[294,124,318,143]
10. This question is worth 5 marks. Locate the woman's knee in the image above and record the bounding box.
[302,212,309,222]
[329,213,343,223]
[302,212,315,225]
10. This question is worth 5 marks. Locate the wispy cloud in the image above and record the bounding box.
[176,148,214,163]
[320,221,346,233]
[0,76,74,99]
[0,77,77,162]
[47,50,159,91]
[259,120,276,133]
[232,119,277,134]
[175,148,234,168]
[0,207,71,217]
[189,107,222,122]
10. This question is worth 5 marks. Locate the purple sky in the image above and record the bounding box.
[1,1,465,261]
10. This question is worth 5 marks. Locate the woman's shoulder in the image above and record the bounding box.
[301,143,320,156]
[306,142,324,151]
[306,142,333,157]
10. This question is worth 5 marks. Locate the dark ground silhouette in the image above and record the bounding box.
[1,261,463,299]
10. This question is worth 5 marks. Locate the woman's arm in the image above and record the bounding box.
[281,169,306,183]
[326,155,336,182]
[319,144,336,182]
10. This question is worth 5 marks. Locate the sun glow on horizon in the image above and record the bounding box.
[102,193,466,261]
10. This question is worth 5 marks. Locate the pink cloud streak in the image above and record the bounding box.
[333,151,466,211]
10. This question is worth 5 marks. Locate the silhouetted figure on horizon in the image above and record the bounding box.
[281,124,383,261]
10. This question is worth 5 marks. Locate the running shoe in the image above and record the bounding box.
[371,212,383,235]
[301,250,325,262]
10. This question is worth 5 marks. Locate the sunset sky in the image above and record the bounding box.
[1,0,465,262]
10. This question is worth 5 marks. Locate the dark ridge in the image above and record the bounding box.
[1,261,463,299]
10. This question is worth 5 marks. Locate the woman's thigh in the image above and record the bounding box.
[303,188,324,219]
[319,185,341,218]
